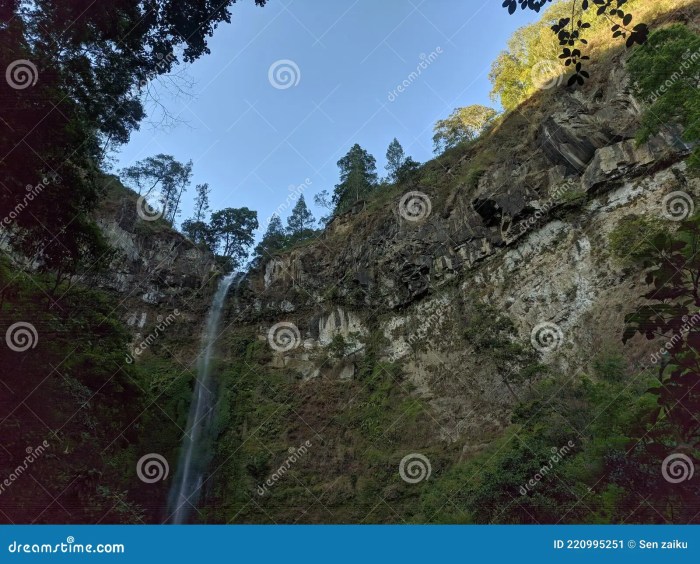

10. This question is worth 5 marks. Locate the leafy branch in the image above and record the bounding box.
[503,0,649,85]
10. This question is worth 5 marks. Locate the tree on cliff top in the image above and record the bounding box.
[209,207,259,272]
[0,0,267,286]
[121,154,193,223]
[182,183,212,247]
[495,0,648,108]
[286,195,316,241]
[254,215,288,264]
[433,106,499,153]
[332,144,378,214]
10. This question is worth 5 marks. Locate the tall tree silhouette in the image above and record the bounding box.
[209,207,258,271]
[286,195,315,241]
[182,184,212,247]
[254,215,288,263]
[332,144,378,213]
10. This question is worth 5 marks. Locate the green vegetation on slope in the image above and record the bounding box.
[0,256,194,523]
[628,24,700,168]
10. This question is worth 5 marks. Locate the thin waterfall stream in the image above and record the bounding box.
[168,272,241,524]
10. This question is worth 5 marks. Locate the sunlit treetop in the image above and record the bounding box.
[503,0,648,85]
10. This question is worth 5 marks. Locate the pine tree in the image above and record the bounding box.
[286,195,315,241]
[192,183,211,222]
[182,183,212,247]
[332,144,378,214]
[385,138,406,182]
[254,215,287,263]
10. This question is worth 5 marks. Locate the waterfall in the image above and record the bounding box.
[167,272,241,524]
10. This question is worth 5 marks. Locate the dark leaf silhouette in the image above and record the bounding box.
[503,0,649,86]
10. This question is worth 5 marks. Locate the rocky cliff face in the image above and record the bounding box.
[86,19,698,523]
[94,179,217,358]
[225,57,696,446]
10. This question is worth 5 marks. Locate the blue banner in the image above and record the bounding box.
[1,525,698,563]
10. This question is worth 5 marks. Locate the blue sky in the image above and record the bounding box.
[113,0,539,235]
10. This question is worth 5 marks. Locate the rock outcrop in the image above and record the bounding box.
[224,61,696,443]
[94,179,217,355]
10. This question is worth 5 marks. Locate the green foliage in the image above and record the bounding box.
[463,299,546,396]
[254,215,288,263]
[120,154,193,223]
[417,364,694,524]
[209,207,259,271]
[327,334,349,359]
[182,183,212,247]
[286,195,316,241]
[385,138,420,184]
[313,190,334,226]
[628,25,700,167]
[0,258,188,523]
[396,157,422,184]
[385,138,406,182]
[593,351,627,383]
[433,106,498,153]
[0,0,268,286]
[500,0,648,97]
[492,0,652,109]
[608,214,667,262]
[622,215,700,444]
[332,144,378,214]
